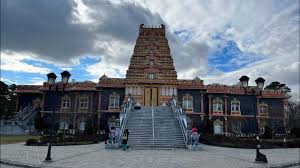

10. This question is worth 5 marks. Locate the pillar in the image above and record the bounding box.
[97,90,102,111]
[256,97,260,116]
[224,117,228,134]
[224,96,228,115]
[41,94,46,111]
[201,93,204,113]
[208,95,212,115]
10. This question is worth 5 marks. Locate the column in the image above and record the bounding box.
[224,117,228,134]
[41,94,46,111]
[98,91,102,111]
[256,97,260,116]
[74,93,78,112]
[208,95,212,115]
[201,93,204,113]
[90,93,93,112]
[224,96,228,115]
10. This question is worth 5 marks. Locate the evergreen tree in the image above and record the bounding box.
[0,81,16,119]
[265,81,291,94]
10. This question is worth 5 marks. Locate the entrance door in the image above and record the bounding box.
[144,87,158,107]
[151,88,158,107]
[145,88,151,107]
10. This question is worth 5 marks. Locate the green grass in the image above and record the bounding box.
[0,135,40,144]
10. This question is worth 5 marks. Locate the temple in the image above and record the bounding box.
[15,24,287,135]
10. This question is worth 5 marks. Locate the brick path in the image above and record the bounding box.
[0,142,299,168]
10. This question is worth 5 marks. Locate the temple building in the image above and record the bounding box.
[15,24,287,135]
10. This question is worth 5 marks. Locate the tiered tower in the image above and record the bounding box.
[126,24,177,82]
[125,24,178,106]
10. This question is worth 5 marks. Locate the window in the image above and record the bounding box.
[213,97,223,112]
[182,94,193,110]
[259,102,268,114]
[109,92,120,107]
[62,99,71,109]
[149,60,154,65]
[231,98,240,114]
[213,119,223,134]
[231,121,241,133]
[79,121,85,131]
[61,96,71,109]
[149,73,154,79]
[150,48,154,55]
[79,98,88,109]
[59,121,69,130]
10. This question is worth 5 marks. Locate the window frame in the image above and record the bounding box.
[109,92,120,110]
[79,98,88,109]
[149,73,154,79]
[213,97,223,113]
[182,94,193,111]
[259,102,268,115]
[61,96,71,110]
[230,98,241,115]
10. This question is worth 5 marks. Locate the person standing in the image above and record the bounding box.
[104,124,109,144]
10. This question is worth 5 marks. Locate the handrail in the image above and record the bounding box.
[117,98,133,146]
[169,98,188,148]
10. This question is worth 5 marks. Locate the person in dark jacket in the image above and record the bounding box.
[104,124,109,144]
[122,129,130,150]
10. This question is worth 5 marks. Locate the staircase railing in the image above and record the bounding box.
[15,106,33,121]
[169,98,188,148]
[117,97,134,146]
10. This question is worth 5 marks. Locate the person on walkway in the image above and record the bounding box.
[104,124,109,144]
[110,127,116,144]
[122,129,130,150]
[124,129,129,139]
[122,133,129,150]
[192,125,198,133]
[191,125,199,150]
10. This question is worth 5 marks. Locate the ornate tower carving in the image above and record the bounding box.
[125,24,177,83]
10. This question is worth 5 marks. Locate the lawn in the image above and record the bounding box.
[0,135,40,144]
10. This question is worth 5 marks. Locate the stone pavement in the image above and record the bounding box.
[0,142,299,168]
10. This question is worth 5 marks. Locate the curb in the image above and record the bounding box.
[0,159,41,168]
[269,161,300,168]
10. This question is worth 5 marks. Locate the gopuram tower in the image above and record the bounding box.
[125,24,178,107]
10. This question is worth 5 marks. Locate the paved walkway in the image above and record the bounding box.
[0,142,299,168]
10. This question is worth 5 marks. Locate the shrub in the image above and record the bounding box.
[26,138,38,145]
[290,127,300,138]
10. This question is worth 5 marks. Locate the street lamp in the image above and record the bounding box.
[45,71,71,161]
[239,75,268,163]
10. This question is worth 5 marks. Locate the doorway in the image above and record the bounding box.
[144,87,158,107]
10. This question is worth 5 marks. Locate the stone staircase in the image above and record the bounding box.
[0,106,37,135]
[126,106,186,150]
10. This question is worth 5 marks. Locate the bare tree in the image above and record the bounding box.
[286,100,300,133]
[266,119,284,139]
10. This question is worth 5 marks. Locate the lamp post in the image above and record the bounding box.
[45,71,71,161]
[239,75,268,163]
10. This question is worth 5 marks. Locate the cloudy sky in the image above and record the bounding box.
[1,0,299,99]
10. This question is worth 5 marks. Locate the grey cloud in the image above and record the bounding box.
[1,0,164,64]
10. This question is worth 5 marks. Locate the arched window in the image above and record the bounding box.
[109,92,120,108]
[259,102,268,114]
[61,95,71,109]
[213,97,223,113]
[231,98,241,115]
[182,94,193,111]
